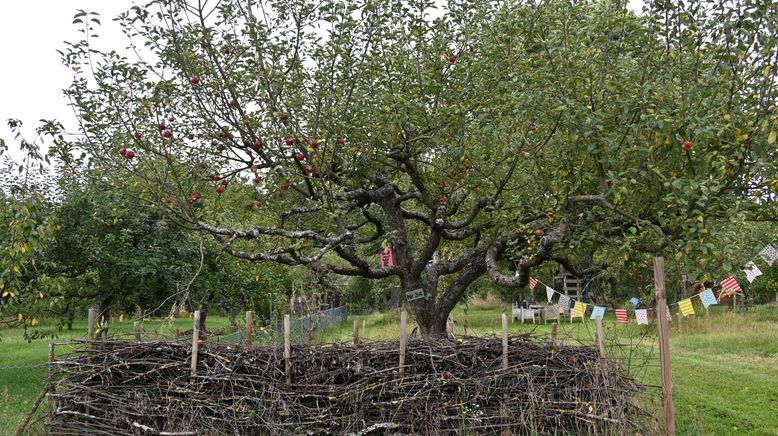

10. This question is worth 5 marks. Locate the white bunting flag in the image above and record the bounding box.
[546,285,555,303]
[558,294,571,309]
[759,245,778,267]
[635,309,648,325]
[743,262,763,283]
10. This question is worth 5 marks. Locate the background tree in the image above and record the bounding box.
[53,0,777,337]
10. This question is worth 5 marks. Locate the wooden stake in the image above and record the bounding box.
[87,307,96,340]
[399,311,408,374]
[134,321,141,340]
[551,321,558,343]
[353,319,360,346]
[595,316,606,358]
[501,313,509,370]
[245,311,253,347]
[654,257,676,436]
[284,314,291,384]
[191,310,200,378]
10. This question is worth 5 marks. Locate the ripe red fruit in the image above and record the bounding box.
[448,56,457,63]
[306,165,315,174]
[254,140,264,150]
[255,201,263,207]
[133,132,142,140]
[534,229,543,237]
[295,153,305,161]
[163,130,173,138]
[279,182,290,191]
[311,141,320,149]
[284,136,294,146]
[254,176,262,184]
[246,203,254,210]
[125,149,136,159]
[336,137,345,145]
[158,123,166,130]
[167,115,175,122]
[119,147,128,156]
[250,164,258,173]
[190,76,201,85]
[682,140,693,150]
[215,187,224,194]
[211,174,221,181]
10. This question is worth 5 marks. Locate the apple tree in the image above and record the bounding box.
[54,0,777,337]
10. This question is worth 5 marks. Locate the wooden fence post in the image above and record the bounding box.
[595,316,606,358]
[501,313,509,369]
[284,314,291,385]
[191,310,200,378]
[134,321,141,340]
[551,321,558,343]
[353,319,360,346]
[654,257,676,436]
[399,311,408,374]
[87,307,96,340]
[245,311,253,347]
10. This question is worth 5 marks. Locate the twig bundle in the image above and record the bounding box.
[49,335,647,435]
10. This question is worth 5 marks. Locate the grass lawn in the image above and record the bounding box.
[2,305,777,435]
[0,315,232,435]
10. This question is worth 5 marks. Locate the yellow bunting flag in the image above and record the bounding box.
[679,298,695,317]
[571,301,587,318]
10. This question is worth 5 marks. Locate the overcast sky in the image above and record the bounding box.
[0,0,644,163]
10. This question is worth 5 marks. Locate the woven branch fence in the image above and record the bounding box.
[47,335,648,435]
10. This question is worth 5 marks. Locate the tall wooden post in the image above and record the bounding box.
[501,313,509,369]
[399,311,408,374]
[284,314,291,384]
[595,316,606,358]
[191,310,200,378]
[87,307,96,340]
[551,321,558,343]
[353,319,360,346]
[654,257,676,436]
[245,311,253,347]
[134,321,141,340]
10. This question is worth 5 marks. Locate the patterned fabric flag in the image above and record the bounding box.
[590,305,606,320]
[379,248,394,269]
[699,288,718,308]
[720,276,742,295]
[546,286,555,303]
[615,309,628,324]
[529,277,539,292]
[679,298,695,317]
[759,244,778,266]
[635,309,648,325]
[629,297,640,307]
[667,306,673,322]
[571,301,587,318]
[557,294,571,309]
[743,262,763,283]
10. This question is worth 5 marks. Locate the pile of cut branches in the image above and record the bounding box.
[48,335,648,435]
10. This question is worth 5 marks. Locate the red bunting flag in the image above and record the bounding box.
[529,277,538,292]
[720,276,742,295]
[615,309,628,325]
[379,248,394,269]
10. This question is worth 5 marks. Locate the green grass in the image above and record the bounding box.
[2,307,777,435]
[0,315,232,435]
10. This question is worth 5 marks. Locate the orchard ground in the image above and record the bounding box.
[2,306,778,435]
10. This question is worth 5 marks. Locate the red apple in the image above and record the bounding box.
[255,201,263,207]
[254,140,264,150]
[246,203,254,210]
[133,132,142,140]
[163,130,173,138]
[254,176,262,184]
[167,115,175,122]
[190,76,201,85]
[125,149,135,159]
[279,182,290,191]
[306,165,315,174]
[295,153,305,161]
[158,123,166,130]
[211,174,221,181]
[119,147,128,156]
[215,187,224,194]
[284,136,294,146]
[336,137,345,145]
[534,229,543,237]
[311,141,320,149]
[448,56,457,63]
[682,140,693,150]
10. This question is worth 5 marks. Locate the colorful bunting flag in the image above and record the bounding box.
[590,305,606,320]
[615,309,628,325]
[529,277,538,292]
[759,244,778,267]
[635,309,648,325]
[667,306,673,321]
[629,297,640,307]
[679,298,695,316]
[699,288,718,308]
[571,301,586,318]
[545,285,555,303]
[720,276,742,295]
[378,248,394,269]
[743,262,763,283]
[557,294,571,309]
